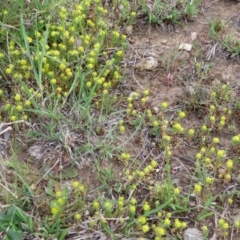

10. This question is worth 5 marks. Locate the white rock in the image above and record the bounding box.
[162,39,167,44]
[152,106,160,114]
[185,86,195,96]
[191,32,198,41]
[184,228,203,240]
[136,56,158,70]
[126,25,133,35]
[179,43,192,51]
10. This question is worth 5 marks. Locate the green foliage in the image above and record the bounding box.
[209,19,225,38]
[222,34,240,57]
[209,19,240,57]
[1,0,240,239]
[142,0,201,24]
[0,0,128,122]
[0,205,34,240]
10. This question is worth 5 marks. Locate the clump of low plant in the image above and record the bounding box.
[0,0,130,122]
[141,0,201,24]
[209,18,240,58]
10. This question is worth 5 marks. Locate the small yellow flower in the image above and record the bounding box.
[200,147,206,154]
[165,150,172,158]
[138,216,147,225]
[74,213,81,220]
[72,181,80,188]
[57,197,65,205]
[130,197,137,205]
[195,153,202,160]
[36,93,42,98]
[201,125,208,132]
[174,188,180,195]
[209,147,215,154]
[174,219,181,229]
[143,89,149,96]
[5,67,13,74]
[161,102,168,110]
[226,159,233,170]
[151,160,158,168]
[131,12,136,17]
[59,63,66,70]
[127,175,133,181]
[205,177,214,184]
[102,89,108,95]
[194,183,202,194]
[129,205,136,214]
[173,123,184,133]
[92,201,100,210]
[178,111,186,118]
[55,191,62,197]
[219,120,225,127]
[103,201,113,212]
[153,120,159,127]
[56,87,62,93]
[51,206,59,215]
[131,110,137,116]
[14,93,21,101]
[164,218,171,227]
[210,104,215,111]
[25,100,31,107]
[141,97,147,104]
[117,200,124,208]
[5,103,11,110]
[68,36,75,44]
[78,185,85,193]
[212,137,219,144]
[166,212,172,218]
[210,115,215,122]
[10,115,16,121]
[155,227,165,236]
[138,171,145,178]
[223,222,229,229]
[232,135,240,145]
[50,78,57,85]
[225,173,231,181]
[143,201,151,212]
[86,81,92,88]
[227,198,233,205]
[216,149,225,159]
[16,105,23,111]
[202,225,208,234]
[119,125,125,133]
[27,37,33,43]
[142,224,150,233]
[181,221,187,229]
[116,50,123,57]
[132,92,139,99]
[234,220,240,228]
[218,218,225,226]
[121,152,130,159]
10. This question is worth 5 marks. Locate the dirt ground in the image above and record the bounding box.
[117,0,240,238]
[125,0,240,96]
[65,0,240,213]
[16,1,240,239]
